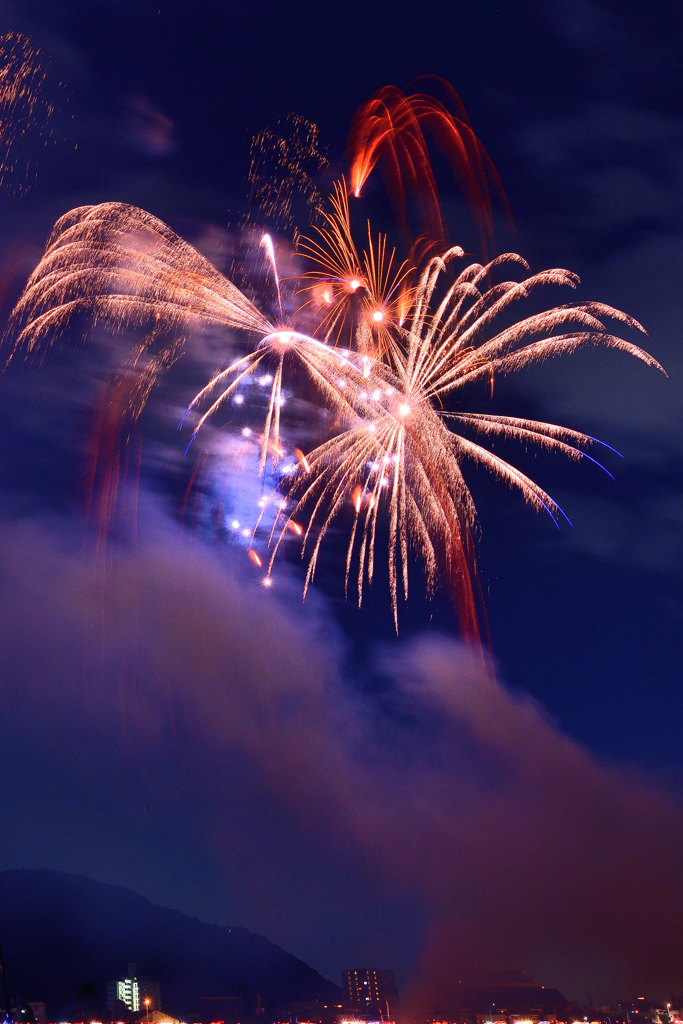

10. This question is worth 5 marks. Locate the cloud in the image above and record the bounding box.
[542,481,683,573]
[0,508,682,1004]
[506,5,683,464]
[123,95,176,157]
[498,38,683,574]
[539,0,683,81]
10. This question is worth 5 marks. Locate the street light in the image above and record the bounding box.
[144,999,151,1023]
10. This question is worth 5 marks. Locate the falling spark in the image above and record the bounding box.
[247,112,328,238]
[0,32,59,198]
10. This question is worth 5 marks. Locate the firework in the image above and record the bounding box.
[348,76,512,261]
[7,193,664,645]
[6,201,373,513]
[182,215,662,641]
[7,201,274,536]
[8,202,273,359]
[296,79,513,365]
[268,241,664,637]
[296,179,414,360]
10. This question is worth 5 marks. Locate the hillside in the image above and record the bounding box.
[0,870,339,1020]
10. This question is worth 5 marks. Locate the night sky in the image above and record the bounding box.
[1,0,683,1009]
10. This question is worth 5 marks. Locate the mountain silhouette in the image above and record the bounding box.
[0,870,339,1020]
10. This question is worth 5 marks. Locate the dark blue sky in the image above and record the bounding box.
[0,0,682,1006]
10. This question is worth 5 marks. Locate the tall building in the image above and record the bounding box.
[107,964,161,1014]
[342,970,399,1021]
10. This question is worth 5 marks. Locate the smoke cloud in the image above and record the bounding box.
[0,508,681,1005]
